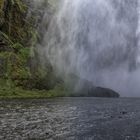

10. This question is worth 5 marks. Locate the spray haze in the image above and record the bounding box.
[36,0,140,97]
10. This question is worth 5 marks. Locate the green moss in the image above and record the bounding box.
[0,86,66,99]
[0,0,4,10]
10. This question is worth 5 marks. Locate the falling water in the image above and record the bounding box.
[38,0,140,97]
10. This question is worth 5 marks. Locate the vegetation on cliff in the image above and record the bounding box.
[0,0,63,97]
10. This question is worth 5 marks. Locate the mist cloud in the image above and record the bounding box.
[36,0,140,97]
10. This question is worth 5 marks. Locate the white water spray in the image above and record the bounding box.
[39,0,140,97]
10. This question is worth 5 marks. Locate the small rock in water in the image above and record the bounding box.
[120,111,127,115]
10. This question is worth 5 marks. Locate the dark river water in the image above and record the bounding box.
[0,97,140,140]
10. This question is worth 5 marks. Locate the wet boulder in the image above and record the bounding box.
[66,75,120,98]
[71,86,120,98]
[90,87,120,98]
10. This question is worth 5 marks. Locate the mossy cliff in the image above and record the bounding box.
[0,0,61,94]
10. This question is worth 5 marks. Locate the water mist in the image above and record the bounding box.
[38,0,140,97]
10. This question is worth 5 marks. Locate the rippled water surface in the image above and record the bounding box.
[0,97,140,140]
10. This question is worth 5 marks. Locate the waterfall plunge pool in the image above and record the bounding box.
[0,97,140,140]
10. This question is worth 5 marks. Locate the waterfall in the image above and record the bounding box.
[38,0,140,97]
[137,0,140,65]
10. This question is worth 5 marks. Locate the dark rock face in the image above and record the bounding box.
[71,86,120,98]
[67,76,120,98]
[91,87,120,98]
